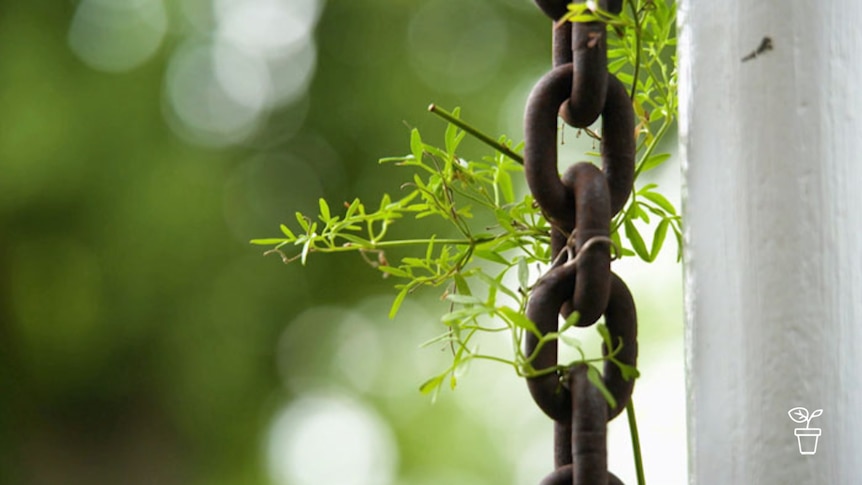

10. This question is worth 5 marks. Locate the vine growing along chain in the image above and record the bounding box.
[252,0,677,401]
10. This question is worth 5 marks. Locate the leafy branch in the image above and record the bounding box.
[253,0,678,401]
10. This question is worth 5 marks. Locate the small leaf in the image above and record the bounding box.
[624,219,650,261]
[587,365,618,410]
[809,409,823,419]
[338,234,371,246]
[616,72,634,85]
[639,153,671,173]
[250,238,285,245]
[596,323,613,348]
[389,285,410,319]
[300,239,312,265]
[608,57,627,73]
[610,228,624,259]
[496,166,515,204]
[499,307,538,335]
[476,270,519,301]
[446,294,483,305]
[295,212,310,231]
[419,373,445,395]
[615,361,640,381]
[410,128,424,162]
[441,306,492,324]
[378,265,410,278]
[641,190,677,215]
[344,198,361,219]
[280,224,296,239]
[444,108,462,154]
[453,274,472,296]
[318,198,331,222]
[650,219,670,261]
[559,333,582,349]
[633,202,650,223]
[561,311,581,331]
[517,258,529,291]
[474,250,509,265]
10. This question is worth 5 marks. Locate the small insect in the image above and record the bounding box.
[742,36,773,62]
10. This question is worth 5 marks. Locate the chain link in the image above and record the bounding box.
[523,1,637,483]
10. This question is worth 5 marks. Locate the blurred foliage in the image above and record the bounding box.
[0,1,564,484]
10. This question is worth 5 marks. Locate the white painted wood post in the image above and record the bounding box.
[678,1,862,483]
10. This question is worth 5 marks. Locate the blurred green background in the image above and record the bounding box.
[0,1,685,484]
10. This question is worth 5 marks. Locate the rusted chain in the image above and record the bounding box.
[522,1,638,484]
[525,266,637,422]
[524,64,634,226]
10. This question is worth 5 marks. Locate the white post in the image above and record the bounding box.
[678,1,862,483]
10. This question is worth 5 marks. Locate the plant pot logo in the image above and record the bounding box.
[788,407,822,455]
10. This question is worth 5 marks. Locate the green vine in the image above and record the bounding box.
[253,0,677,429]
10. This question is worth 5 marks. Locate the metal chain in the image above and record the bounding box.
[523,1,637,484]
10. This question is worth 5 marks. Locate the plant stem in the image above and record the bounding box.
[428,104,524,165]
[627,399,646,485]
[635,116,673,177]
[627,0,642,101]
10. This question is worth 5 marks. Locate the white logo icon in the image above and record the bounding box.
[788,407,823,455]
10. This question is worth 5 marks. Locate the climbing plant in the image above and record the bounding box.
[252,0,678,401]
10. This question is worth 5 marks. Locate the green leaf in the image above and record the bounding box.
[389,285,410,319]
[561,311,581,331]
[616,71,634,85]
[295,212,309,231]
[624,219,650,262]
[250,238,285,245]
[633,202,650,223]
[596,323,613,348]
[641,190,677,215]
[517,258,529,291]
[300,239,312,265]
[280,224,296,239]
[410,128,424,162]
[446,294,483,305]
[453,273,472,296]
[608,57,628,73]
[499,307,538,335]
[444,107,464,154]
[614,361,640,381]
[318,198,331,222]
[441,306,492,324]
[559,333,582,350]
[609,228,623,259]
[476,270,519,301]
[344,198,361,219]
[419,373,445,395]
[673,224,684,262]
[378,265,410,278]
[495,166,515,204]
[474,250,509,265]
[338,233,371,246]
[586,365,618,410]
[650,219,670,261]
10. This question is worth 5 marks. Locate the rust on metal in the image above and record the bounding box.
[521,1,638,483]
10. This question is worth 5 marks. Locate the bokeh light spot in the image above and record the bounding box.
[215,0,322,55]
[267,393,398,485]
[164,0,322,146]
[164,40,262,146]
[68,0,168,73]
[213,40,272,109]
